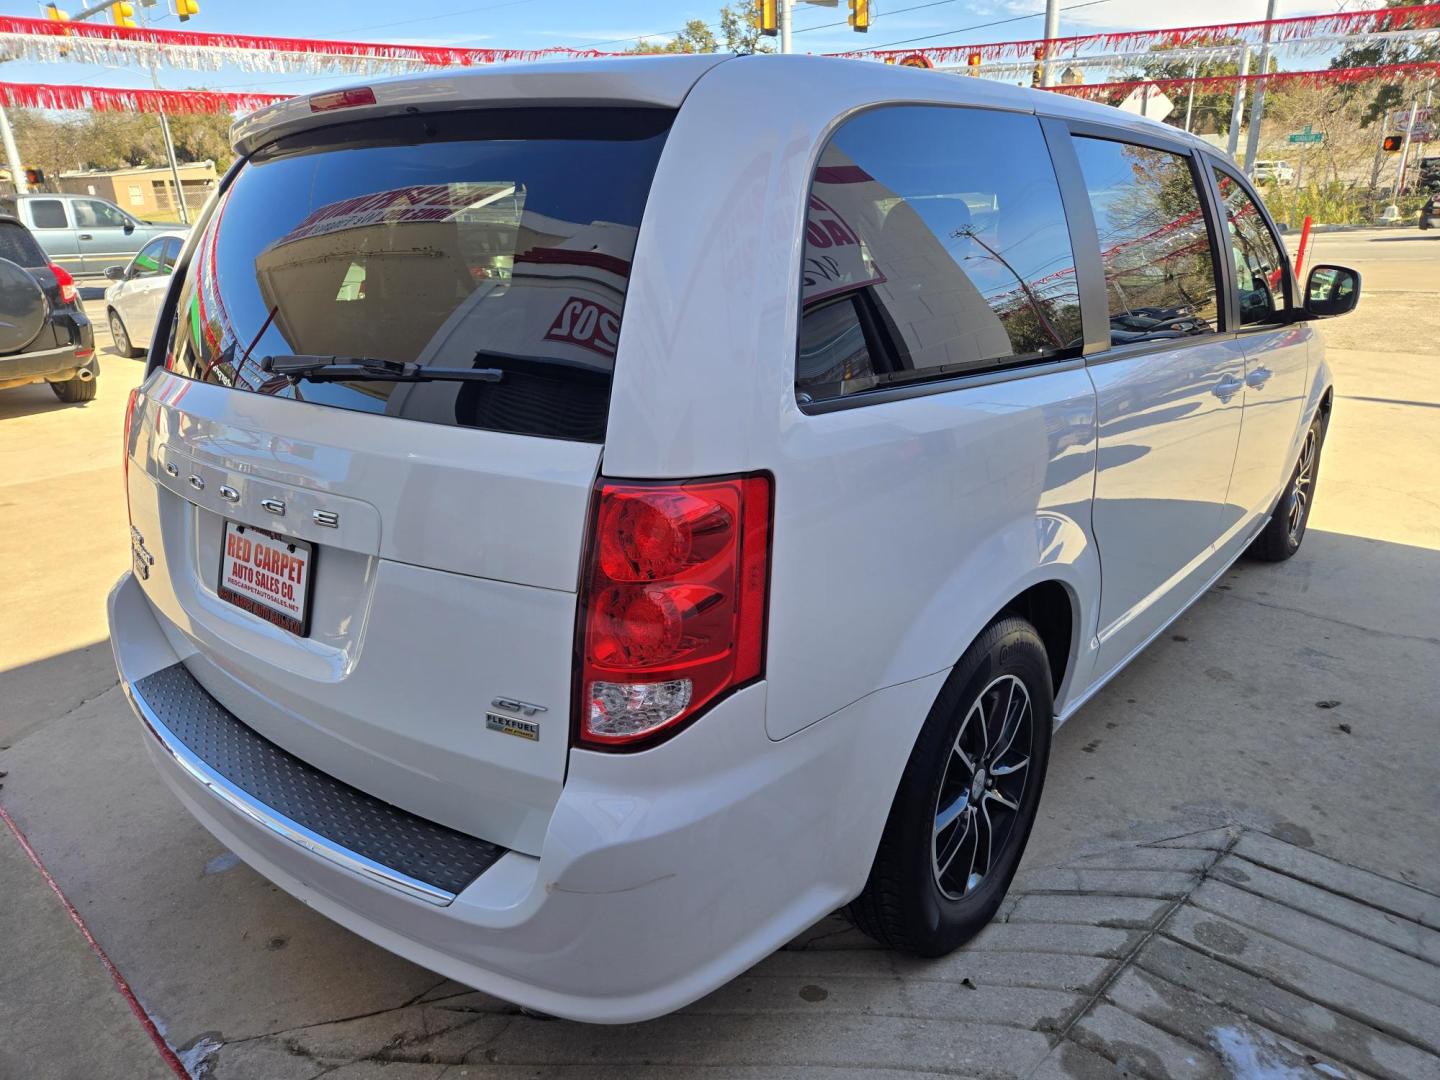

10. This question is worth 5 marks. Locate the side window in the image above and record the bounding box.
[1072,137,1221,345]
[796,105,1083,402]
[161,236,182,271]
[28,199,68,229]
[132,239,168,277]
[75,200,130,229]
[1213,168,1289,325]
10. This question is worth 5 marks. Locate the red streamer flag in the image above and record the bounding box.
[0,14,617,73]
[1049,62,1440,102]
[830,3,1440,64]
[0,81,289,115]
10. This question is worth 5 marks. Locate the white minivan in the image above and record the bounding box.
[110,55,1359,1023]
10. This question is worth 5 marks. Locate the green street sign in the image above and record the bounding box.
[1288,124,1324,144]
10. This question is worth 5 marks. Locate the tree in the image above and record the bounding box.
[11,105,235,185]
[1331,0,1440,127]
[626,4,773,55]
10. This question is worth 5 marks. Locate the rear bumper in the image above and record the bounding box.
[108,571,942,1022]
[0,339,94,386]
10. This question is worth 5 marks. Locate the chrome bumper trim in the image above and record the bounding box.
[121,674,456,908]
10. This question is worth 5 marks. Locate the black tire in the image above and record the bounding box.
[108,309,141,358]
[851,616,1053,956]
[50,373,97,403]
[1246,412,1324,563]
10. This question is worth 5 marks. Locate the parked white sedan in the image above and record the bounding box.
[103,232,185,358]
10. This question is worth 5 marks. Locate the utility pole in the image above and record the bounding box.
[0,102,28,195]
[1226,46,1251,158]
[780,0,792,54]
[1040,0,1060,87]
[1394,96,1421,197]
[1242,0,1278,176]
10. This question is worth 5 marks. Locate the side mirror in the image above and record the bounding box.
[104,264,128,281]
[123,222,135,234]
[1304,264,1360,319]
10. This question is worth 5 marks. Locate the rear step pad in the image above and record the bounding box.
[133,663,506,902]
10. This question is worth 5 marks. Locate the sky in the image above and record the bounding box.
[0,0,1334,98]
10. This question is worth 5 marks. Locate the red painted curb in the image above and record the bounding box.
[0,801,191,1079]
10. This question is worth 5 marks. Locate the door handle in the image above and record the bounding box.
[1211,374,1244,402]
[1245,366,1273,389]
[78,233,93,240]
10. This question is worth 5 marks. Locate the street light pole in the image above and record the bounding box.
[780,0,793,54]
[1242,0,1278,177]
[1041,0,1060,87]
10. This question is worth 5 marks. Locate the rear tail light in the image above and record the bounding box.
[576,473,772,749]
[49,263,77,304]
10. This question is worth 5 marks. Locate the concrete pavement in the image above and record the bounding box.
[1,230,1437,1078]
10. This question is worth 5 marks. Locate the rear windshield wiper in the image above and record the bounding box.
[260,354,504,384]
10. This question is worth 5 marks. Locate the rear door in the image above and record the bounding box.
[1207,164,1311,520]
[126,106,674,854]
[1068,131,1246,672]
[121,237,174,347]
[22,197,81,273]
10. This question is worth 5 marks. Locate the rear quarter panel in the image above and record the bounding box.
[606,56,1102,740]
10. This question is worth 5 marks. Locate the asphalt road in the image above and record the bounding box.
[1,229,1437,1079]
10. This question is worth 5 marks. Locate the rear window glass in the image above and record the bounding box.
[796,105,1083,403]
[164,108,673,442]
[0,222,45,267]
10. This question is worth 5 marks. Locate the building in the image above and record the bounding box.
[55,161,218,221]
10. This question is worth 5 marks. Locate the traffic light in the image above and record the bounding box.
[43,4,69,20]
[1031,45,1045,88]
[1382,135,1404,152]
[111,1,136,27]
[752,0,777,37]
[175,0,198,20]
[24,168,45,187]
[848,0,869,32]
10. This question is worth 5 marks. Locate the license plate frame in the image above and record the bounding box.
[217,521,315,637]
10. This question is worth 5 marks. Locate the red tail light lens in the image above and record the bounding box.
[310,87,377,112]
[577,473,772,749]
[49,263,77,304]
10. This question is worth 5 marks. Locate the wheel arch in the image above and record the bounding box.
[998,579,1077,705]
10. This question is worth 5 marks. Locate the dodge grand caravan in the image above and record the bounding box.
[110,55,1359,1023]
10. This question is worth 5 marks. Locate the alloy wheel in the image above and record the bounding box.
[932,674,1034,900]
[1287,428,1318,543]
[109,312,130,356]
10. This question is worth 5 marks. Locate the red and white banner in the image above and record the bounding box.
[0,79,287,114]
[830,3,1440,65]
[1049,62,1440,103]
[0,14,619,75]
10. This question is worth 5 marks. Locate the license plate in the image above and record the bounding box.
[217,521,314,636]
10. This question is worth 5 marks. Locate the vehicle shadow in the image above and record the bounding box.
[0,383,86,420]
